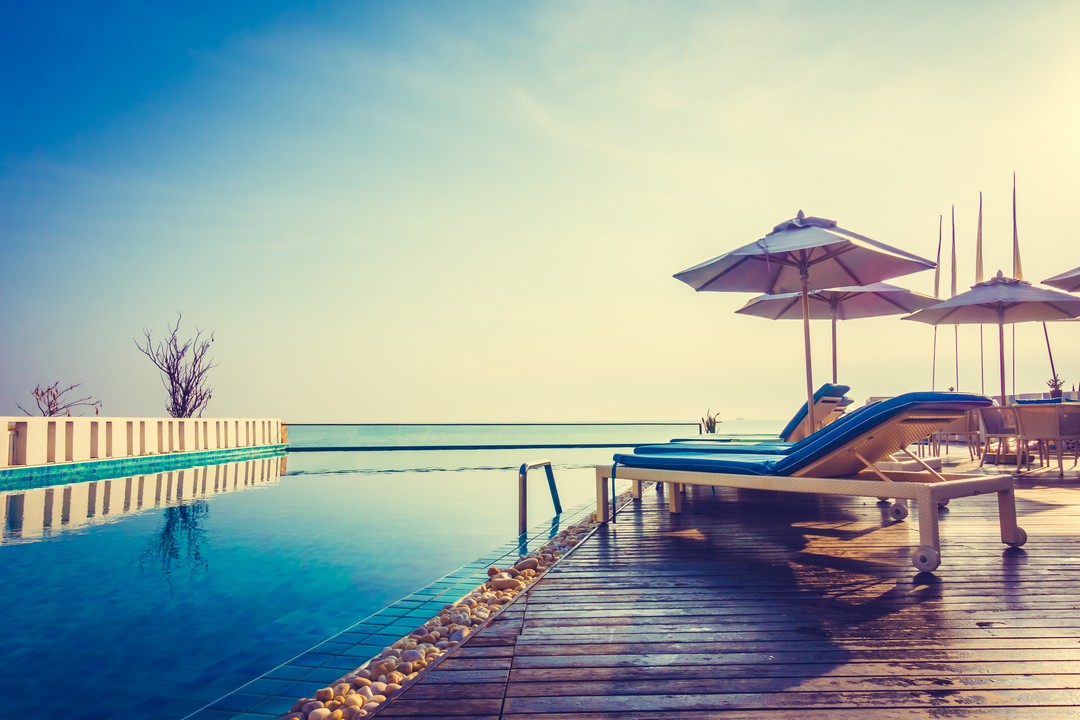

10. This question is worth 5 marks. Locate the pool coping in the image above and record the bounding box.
[0,444,289,491]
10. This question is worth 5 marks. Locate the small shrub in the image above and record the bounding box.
[701,409,721,433]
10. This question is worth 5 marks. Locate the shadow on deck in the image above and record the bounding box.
[380,458,1080,719]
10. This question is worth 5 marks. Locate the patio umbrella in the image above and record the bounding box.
[1043,266,1080,293]
[736,282,940,384]
[903,271,1080,405]
[675,210,936,429]
[1041,268,1080,374]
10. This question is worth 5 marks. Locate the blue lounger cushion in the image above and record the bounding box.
[610,451,786,475]
[617,391,993,477]
[1014,397,1076,404]
[635,441,794,455]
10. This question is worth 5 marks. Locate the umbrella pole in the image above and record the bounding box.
[831,311,838,384]
[979,326,985,394]
[931,326,938,390]
[801,277,816,432]
[1012,326,1016,397]
[954,326,959,391]
[1044,322,1058,381]
[998,321,1007,406]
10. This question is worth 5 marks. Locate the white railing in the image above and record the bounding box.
[1,416,285,469]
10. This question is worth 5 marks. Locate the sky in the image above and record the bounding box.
[2,0,1079,423]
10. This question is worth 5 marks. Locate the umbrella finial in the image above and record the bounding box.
[976,270,1029,289]
[771,211,837,234]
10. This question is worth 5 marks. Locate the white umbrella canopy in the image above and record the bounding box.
[675,212,937,293]
[736,282,940,383]
[675,211,936,429]
[1043,266,1080,293]
[903,271,1080,404]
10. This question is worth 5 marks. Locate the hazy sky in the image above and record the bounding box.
[3,1,1079,422]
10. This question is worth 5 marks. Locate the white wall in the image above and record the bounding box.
[2,417,284,469]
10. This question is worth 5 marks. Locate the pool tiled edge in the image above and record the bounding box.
[187,499,598,719]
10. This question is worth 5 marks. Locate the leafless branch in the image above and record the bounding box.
[18,381,102,416]
[134,312,217,418]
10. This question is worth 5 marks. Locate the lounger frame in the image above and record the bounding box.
[595,465,1026,572]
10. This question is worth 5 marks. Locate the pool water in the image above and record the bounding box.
[1,420,788,718]
[1,426,691,719]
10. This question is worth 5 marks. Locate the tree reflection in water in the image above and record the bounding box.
[138,500,210,590]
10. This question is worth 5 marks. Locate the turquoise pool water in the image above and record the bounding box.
[4,422,768,719]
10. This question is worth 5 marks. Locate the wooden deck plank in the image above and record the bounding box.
[506,660,1080,682]
[500,673,1080,696]
[506,648,1080,667]
[500,710,1070,720]
[500,689,1080,713]
[378,473,1080,718]
[420,669,513,684]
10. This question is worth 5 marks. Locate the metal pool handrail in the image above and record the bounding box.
[518,460,562,536]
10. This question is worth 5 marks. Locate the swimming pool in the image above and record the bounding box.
[1,422,723,719]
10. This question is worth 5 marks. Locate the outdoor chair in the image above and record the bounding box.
[978,406,1019,468]
[1014,404,1059,472]
[1059,405,1080,470]
[597,392,1026,572]
[1033,404,1080,474]
[930,409,981,460]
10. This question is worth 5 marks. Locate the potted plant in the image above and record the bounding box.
[1047,374,1065,398]
[701,409,721,434]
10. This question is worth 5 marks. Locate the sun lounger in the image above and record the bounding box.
[596,392,1027,572]
[642,388,883,457]
[776,382,853,441]
[671,383,852,448]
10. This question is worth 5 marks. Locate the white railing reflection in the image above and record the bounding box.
[0,456,286,544]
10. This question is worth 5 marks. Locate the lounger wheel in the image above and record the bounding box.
[937,499,950,508]
[888,502,909,521]
[912,546,941,572]
[1006,527,1028,548]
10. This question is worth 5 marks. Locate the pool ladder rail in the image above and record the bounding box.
[517,460,562,536]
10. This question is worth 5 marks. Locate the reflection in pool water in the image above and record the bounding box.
[139,500,210,588]
[0,446,618,718]
[2,457,283,546]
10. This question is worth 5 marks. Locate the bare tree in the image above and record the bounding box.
[135,312,217,418]
[18,381,102,416]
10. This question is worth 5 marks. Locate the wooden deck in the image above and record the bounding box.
[379,465,1080,719]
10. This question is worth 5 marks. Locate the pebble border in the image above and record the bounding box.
[277,485,640,720]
